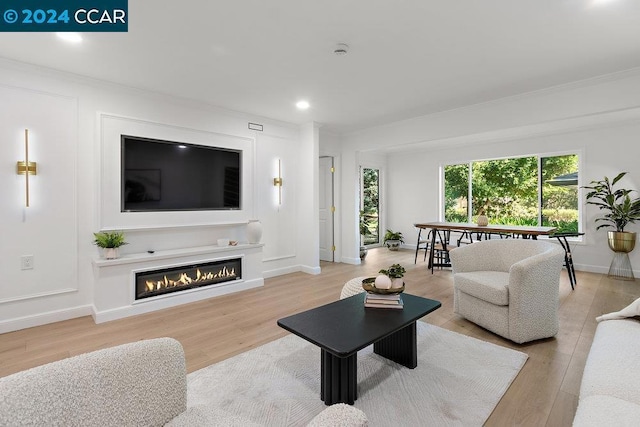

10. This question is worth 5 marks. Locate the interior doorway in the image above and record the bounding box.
[319,156,335,262]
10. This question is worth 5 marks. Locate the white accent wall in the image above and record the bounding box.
[0,59,316,333]
[338,69,640,275]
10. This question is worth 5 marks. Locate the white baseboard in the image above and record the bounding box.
[341,256,362,265]
[573,263,640,277]
[263,265,301,278]
[0,305,93,334]
[300,265,321,275]
[263,264,321,278]
[92,278,264,323]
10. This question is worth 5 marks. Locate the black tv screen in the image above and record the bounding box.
[121,135,241,212]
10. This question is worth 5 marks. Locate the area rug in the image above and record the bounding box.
[186,321,528,426]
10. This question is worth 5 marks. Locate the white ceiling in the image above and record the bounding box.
[1,0,640,133]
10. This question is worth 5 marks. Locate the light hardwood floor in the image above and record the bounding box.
[1,247,638,426]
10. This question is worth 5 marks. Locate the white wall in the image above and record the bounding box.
[335,69,640,273]
[0,59,311,332]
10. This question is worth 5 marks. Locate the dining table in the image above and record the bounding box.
[414,221,557,273]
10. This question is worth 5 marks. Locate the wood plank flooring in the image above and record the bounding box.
[1,247,638,426]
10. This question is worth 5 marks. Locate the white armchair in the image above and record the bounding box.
[449,239,564,344]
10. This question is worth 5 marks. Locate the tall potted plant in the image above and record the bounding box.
[584,172,640,254]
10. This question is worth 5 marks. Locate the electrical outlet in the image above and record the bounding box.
[21,255,34,270]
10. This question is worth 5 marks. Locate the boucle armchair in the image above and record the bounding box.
[449,239,564,344]
[0,338,367,426]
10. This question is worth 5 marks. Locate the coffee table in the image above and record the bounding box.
[277,293,441,405]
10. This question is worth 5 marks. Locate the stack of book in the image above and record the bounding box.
[364,293,404,309]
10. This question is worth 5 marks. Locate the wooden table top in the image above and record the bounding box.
[414,221,556,236]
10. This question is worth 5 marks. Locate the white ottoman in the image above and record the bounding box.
[340,276,368,299]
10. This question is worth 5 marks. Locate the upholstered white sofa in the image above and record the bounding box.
[449,239,565,344]
[0,338,367,426]
[573,315,640,425]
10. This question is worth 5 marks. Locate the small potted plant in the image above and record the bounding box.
[93,231,128,259]
[376,263,406,289]
[383,229,404,251]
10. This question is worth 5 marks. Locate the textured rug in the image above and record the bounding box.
[186,321,528,426]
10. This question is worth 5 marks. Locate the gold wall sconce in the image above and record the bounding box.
[273,159,283,205]
[16,129,37,207]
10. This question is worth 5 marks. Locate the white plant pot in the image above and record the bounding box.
[391,278,404,289]
[386,240,401,251]
[104,248,119,259]
[247,220,263,244]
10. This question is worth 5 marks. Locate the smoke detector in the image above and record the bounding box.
[333,43,349,56]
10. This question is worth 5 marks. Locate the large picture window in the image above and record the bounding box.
[444,154,579,233]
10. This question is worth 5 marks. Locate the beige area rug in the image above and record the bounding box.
[186,321,528,426]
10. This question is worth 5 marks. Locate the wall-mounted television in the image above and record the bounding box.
[121,135,241,212]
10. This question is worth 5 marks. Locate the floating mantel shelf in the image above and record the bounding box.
[92,243,264,268]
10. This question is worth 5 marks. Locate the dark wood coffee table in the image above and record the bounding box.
[277,293,441,405]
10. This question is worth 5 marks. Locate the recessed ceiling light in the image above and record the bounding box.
[56,32,83,43]
[334,43,349,56]
[178,145,187,149]
[296,100,310,110]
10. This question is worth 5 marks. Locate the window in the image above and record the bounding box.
[444,154,579,233]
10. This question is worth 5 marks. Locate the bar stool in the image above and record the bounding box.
[414,228,435,263]
[431,229,454,273]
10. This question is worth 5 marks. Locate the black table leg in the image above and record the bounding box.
[373,322,417,368]
[555,235,576,290]
[320,349,357,405]
[428,228,436,272]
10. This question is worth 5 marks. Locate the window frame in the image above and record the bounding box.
[440,150,584,241]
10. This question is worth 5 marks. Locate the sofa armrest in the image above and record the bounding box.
[0,338,186,427]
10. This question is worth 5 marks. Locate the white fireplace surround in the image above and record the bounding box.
[92,243,264,323]
[90,113,266,323]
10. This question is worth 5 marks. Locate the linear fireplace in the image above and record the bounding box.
[134,257,242,301]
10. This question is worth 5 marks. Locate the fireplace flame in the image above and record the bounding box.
[144,266,236,293]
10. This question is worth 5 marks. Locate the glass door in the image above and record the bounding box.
[360,167,380,246]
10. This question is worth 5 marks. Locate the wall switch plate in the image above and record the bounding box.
[21,255,34,270]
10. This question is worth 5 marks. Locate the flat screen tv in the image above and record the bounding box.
[121,135,241,212]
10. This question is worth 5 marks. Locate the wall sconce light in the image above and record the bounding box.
[273,159,283,205]
[16,129,37,207]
